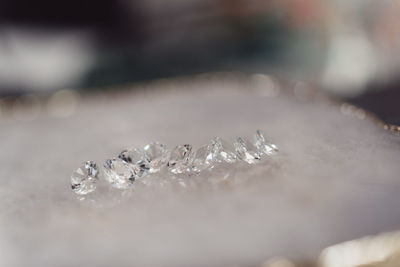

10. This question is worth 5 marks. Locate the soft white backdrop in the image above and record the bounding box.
[1,75,400,266]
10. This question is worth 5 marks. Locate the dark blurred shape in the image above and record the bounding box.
[0,0,144,42]
[0,0,400,127]
[0,0,326,92]
[348,79,400,126]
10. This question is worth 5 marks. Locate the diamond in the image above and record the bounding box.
[234,137,261,164]
[103,158,135,189]
[210,137,237,163]
[119,148,150,179]
[167,144,193,174]
[192,145,215,173]
[143,142,169,173]
[254,129,279,156]
[71,161,99,195]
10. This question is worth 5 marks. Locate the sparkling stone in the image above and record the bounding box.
[234,137,261,164]
[103,158,135,189]
[119,148,150,179]
[167,144,193,174]
[143,142,169,173]
[71,161,99,195]
[192,145,215,173]
[210,137,237,163]
[254,129,279,156]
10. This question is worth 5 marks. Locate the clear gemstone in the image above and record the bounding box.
[234,137,261,164]
[103,158,135,189]
[167,144,193,174]
[210,137,237,163]
[119,148,150,179]
[143,142,169,173]
[192,145,215,173]
[71,161,99,195]
[254,129,279,155]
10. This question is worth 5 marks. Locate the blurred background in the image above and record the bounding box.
[0,0,399,124]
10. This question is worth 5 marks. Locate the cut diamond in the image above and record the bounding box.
[192,145,215,173]
[119,148,150,179]
[254,129,279,156]
[103,158,135,189]
[210,137,237,163]
[143,142,169,173]
[234,137,261,164]
[71,161,99,195]
[167,144,193,174]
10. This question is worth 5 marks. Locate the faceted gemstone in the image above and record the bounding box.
[143,142,169,173]
[119,148,150,179]
[167,144,193,174]
[71,161,99,195]
[103,158,135,189]
[210,137,237,163]
[254,129,279,156]
[234,137,261,164]
[191,145,215,173]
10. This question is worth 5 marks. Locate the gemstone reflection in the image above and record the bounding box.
[168,144,193,174]
[144,142,169,173]
[234,137,261,164]
[254,129,278,155]
[103,158,135,189]
[71,161,99,195]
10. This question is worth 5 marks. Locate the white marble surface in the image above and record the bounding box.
[1,75,400,267]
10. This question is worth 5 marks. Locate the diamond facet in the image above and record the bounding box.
[210,137,237,163]
[167,144,193,174]
[192,145,215,173]
[143,142,169,173]
[119,148,150,179]
[103,158,135,189]
[254,129,279,156]
[71,161,99,195]
[234,137,261,164]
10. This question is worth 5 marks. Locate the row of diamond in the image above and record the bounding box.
[71,130,278,195]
